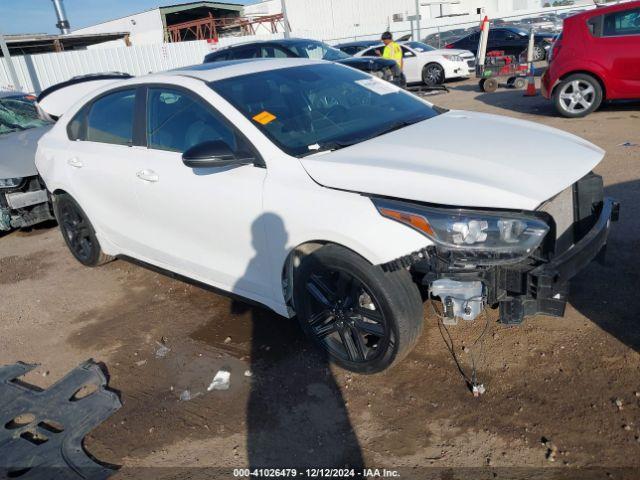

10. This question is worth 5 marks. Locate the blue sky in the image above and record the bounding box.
[0,0,259,35]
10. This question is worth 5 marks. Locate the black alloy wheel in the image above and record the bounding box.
[53,194,113,267]
[304,268,388,365]
[294,245,424,373]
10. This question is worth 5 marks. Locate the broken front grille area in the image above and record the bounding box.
[537,172,604,256]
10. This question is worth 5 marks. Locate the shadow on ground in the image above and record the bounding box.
[571,179,640,353]
[235,213,364,472]
[448,83,640,118]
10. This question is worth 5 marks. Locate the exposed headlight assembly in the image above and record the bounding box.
[442,54,463,62]
[374,198,549,263]
[0,177,23,189]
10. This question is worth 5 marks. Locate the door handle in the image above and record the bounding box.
[67,157,84,168]
[136,169,159,183]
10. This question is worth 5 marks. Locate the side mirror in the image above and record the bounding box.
[182,140,255,169]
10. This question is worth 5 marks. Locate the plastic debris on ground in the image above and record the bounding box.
[154,341,171,359]
[207,369,231,391]
[0,359,121,479]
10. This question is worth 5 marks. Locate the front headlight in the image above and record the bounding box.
[0,177,23,189]
[443,54,463,62]
[374,198,549,262]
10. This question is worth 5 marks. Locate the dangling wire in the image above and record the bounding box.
[430,298,492,396]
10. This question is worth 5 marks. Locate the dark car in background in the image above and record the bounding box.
[334,40,382,56]
[204,39,404,86]
[423,28,470,48]
[445,26,555,61]
[0,92,53,231]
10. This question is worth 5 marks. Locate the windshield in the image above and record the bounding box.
[404,41,435,52]
[210,64,439,158]
[0,96,50,135]
[286,40,350,61]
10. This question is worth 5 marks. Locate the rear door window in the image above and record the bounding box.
[86,89,136,146]
[261,45,292,58]
[228,45,261,59]
[603,8,640,37]
[361,47,382,57]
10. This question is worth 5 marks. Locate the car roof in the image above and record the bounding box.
[212,37,324,52]
[162,58,326,83]
[570,0,639,19]
[335,40,380,48]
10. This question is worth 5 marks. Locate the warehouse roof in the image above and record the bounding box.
[0,32,130,56]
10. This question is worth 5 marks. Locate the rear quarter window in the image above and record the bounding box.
[603,8,640,37]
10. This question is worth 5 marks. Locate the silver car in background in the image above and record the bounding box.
[0,91,54,231]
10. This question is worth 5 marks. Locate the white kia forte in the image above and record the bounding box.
[36,59,618,373]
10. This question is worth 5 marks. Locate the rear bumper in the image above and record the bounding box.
[501,197,620,323]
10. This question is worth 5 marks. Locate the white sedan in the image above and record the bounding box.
[354,41,475,86]
[36,59,617,373]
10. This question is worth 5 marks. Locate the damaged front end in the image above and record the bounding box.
[375,173,620,325]
[0,176,54,231]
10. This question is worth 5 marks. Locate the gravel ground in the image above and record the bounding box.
[1,77,639,480]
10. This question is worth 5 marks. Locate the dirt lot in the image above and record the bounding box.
[1,79,639,479]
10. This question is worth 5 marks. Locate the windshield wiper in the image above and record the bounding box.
[299,117,428,158]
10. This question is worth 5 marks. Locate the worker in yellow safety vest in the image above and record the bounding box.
[380,31,403,70]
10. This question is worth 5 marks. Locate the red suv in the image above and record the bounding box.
[542,1,640,117]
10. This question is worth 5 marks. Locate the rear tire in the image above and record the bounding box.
[553,73,602,118]
[53,193,113,267]
[293,244,424,374]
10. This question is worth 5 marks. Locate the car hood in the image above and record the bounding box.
[0,125,52,178]
[299,111,604,211]
[337,57,396,71]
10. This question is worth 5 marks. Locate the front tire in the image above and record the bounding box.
[293,245,424,374]
[553,73,603,118]
[422,63,445,87]
[53,193,113,267]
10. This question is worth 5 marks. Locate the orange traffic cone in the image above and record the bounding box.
[524,64,537,97]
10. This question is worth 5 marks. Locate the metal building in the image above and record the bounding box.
[245,0,543,42]
[72,2,247,46]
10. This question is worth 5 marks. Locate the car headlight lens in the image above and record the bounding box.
[374,198,549,262]
[0,177,23,189]
[443,54,462,62]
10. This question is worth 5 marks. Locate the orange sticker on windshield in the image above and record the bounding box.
[253,111,277,125]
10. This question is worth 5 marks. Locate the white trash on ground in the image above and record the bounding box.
[207,369,231,391]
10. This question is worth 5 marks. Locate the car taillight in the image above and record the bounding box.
[444,44,454,49]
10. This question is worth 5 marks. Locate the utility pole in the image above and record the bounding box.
[415,0,422,41]
[281,0,291,39]
[51,0,71,34]
[0,31,22,92]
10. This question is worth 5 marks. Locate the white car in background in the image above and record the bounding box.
[36,59,618,374]
[354,41,475,86]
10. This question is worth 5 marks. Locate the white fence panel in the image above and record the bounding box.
[0,35,282,94]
